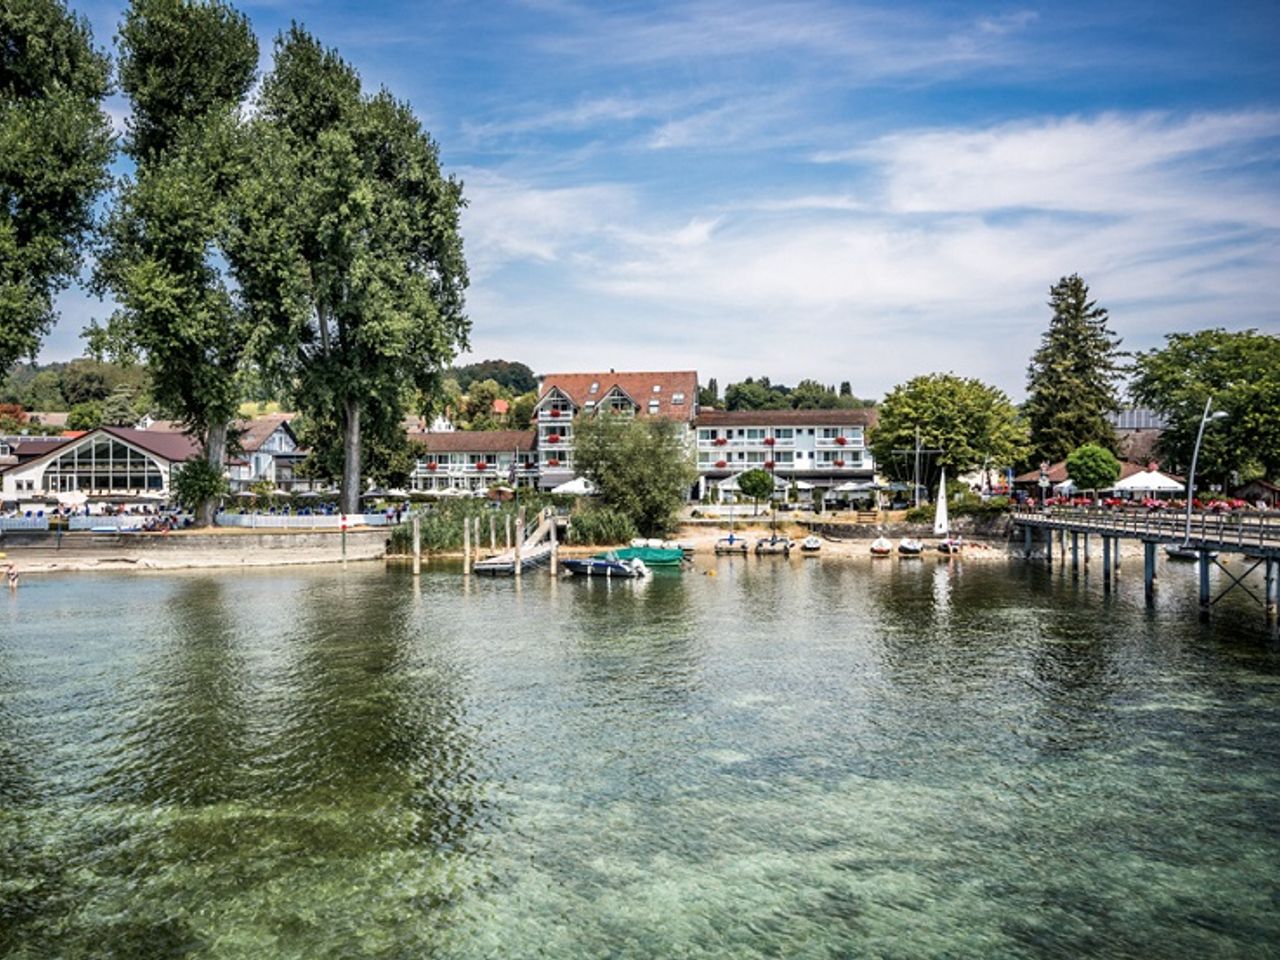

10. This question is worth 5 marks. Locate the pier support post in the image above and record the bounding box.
[514,507,525,578]
[1044,526,1052,566]
[1083,533,1090,567]
[1265,558,1277,623]
[463,517,471,575]
[1199,550,1211,611]
[1024,524,1032,558]
[1113,537,1121,578]
[1143,541,1155,607]
[412,514,421,577]
[1102,535,1112,591]
[490,514,496,552]
[1071,532,1079,575]
[505,515,512,550]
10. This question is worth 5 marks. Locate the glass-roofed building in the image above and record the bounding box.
[0,427,199,502]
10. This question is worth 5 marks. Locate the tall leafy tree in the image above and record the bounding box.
[0,0,113,369]
[232,26,468,513]
[93,0,258,524]
[573,413,697,536]
[1024,274,1124,466]
[1131,329,1280,485]
[737,468,775,515]
[870,373,1028,486]
[1065,443,1121,496]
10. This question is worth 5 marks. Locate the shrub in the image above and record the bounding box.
[566,504,637,546]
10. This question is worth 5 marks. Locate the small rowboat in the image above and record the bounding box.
[870,536,892,557]
[800,535,822,554]
[1165,544,1216,562]
[562,554,649,578]
[898,538,924,556]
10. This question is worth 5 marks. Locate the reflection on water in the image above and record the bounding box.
[0,558,1277,958]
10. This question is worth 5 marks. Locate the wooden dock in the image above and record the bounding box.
[1012,507,1280,621]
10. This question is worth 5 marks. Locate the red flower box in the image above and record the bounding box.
[547,434,561,444]
[427,463,438,471]
[764,460,775,469]
[764,437,775,446]
[475,462,488,471]
[549,409,561,418]
[548,458,560,467]
[834,459,845,467]
[715,460,727,468]
[714,437,727,446]
[835,436,848,446]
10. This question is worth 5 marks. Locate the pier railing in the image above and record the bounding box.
[1012,507,1280,551]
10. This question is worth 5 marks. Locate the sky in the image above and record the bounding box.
[42,0,1280,399]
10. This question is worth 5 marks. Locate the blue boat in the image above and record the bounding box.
[561,554,649,578]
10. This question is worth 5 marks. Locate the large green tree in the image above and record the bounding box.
[1131,329,1280,486]
[572,413,696,537]
[93,0,259,524]
[0,0,113,369]
[1065,443,1121,495]
[737,468,775,515]
[231,26,468,514]
[870,373,1028,487]
[1023,274,1124,466]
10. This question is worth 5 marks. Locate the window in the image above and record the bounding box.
[744,428,765,441]
[672,392,685,405]
[698,429,718,442]
[652,384,662,393]
[589,381,599,394]
[584,401,595,411]
[648,400,660,414]
[774,428,794,440]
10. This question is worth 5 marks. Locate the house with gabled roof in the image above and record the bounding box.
[405,429,538,492]
[533,370,699,489]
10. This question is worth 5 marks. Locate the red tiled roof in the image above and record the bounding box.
[1013,459,1149,484]
[538,370,698,421]
[407,430,536,453]
[695,408,878,428]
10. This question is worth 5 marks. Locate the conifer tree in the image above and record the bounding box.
[1024,274,1123,466]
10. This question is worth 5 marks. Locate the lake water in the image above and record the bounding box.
[1,557,1278,958]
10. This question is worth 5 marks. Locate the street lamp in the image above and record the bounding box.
[1183,397,1229,545]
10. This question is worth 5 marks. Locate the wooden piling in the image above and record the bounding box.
[462,517,471,575]
[1143,541,1155,606]
[549,515,558,576]
[490,514,496,552]
[1266,558,1277,623]
[1044,526,1052,566]
[505,514,512,549]
[1024,524,1032,558]
[1102,535,1112,591]
[1071,531,1079,575]
[412,513,421,577]
[514,506,525,578]
[1113,536,1121,578]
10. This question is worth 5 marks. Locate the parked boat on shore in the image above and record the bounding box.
[755,535,793,557]
[898,538,924,556]
[1166,544,1216,562]
[800,536,822,554]
[608,546,685,566]
[715,534,749,555]
[870,536,892,557]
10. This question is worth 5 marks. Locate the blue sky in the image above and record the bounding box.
[46,0,1280,398]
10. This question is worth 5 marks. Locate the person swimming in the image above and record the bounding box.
[5,563,17,590]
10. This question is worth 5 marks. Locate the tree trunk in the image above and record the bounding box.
[341,395,361,516]
[197,420,228,527]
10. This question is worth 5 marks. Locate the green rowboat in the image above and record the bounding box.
[598,546,685,566]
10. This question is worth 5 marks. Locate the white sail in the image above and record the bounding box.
[933,469,949,536]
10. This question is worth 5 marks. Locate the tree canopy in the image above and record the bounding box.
[93,0,259,524]
[721,376,872,411]
[231,25,469,513]
[870,373,1028,485]
[1023,274,1124,466]
[1130,329,1280,485]
[737,468,775,514]
[1065,443,1121,494]
[572,413,696,537]
[450,359,535,395]
[1,0,114,369]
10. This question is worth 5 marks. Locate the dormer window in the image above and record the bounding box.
[589,382,599,394]
[652,384,661,393]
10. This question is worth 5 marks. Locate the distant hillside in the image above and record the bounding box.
[450,359,536,394]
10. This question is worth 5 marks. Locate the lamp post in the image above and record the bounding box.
[1183,397,1229,545]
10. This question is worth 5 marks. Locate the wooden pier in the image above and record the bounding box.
[1012,508,1280,622]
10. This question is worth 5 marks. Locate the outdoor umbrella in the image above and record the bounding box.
[1113,470,1183,494]
[361,488,388,499]
[295,490,321,500]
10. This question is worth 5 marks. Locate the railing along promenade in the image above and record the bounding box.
[1011,507,1280,621]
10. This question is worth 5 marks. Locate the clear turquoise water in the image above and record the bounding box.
[1,557,1277,958]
